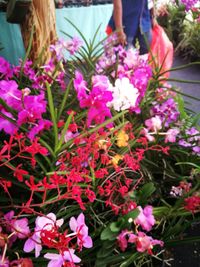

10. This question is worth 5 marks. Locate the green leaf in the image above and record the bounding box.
[110,222,121,233]
[100,226,118,241]
[137,182,156,204]
[46,82,58,150]
[122,208,140,226]
[119,252,140,267]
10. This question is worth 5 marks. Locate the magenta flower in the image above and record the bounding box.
[69,213,93,249]
[28,119,53,140]
[44,250,81,267]
[134,206,155,231]
[17,93,47,125]
[24,213,64,257]
[117,230,129,251]
[0,109,18,135]
[73,71,88,101]
[74,72,113,127]
[0,80,22,110]
[0,57,13,79]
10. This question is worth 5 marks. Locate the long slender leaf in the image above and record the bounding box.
[46,83,58,150]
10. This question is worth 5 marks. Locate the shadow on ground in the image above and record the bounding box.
[170,56,200,116]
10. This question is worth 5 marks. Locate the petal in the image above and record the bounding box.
[69,217,77,232]
[44,253,60,260]
[77,213,85,225]
[83,236,93,248]
[56,218,64,227]
[23,238,35,253]
[64,249,81,263]
[35,243,42,258]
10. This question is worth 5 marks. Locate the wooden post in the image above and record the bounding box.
[20,0,57,64]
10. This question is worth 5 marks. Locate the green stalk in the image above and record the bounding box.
[19,26,34,84]
[160,77,200,84]
[56,111,74,152]
[57,80,73,120]
[119,252,140,267]
[46,82,58,150]
[39,138,56,159]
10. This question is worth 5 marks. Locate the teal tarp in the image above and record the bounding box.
[0,11,25,65]
[0,4,113,65]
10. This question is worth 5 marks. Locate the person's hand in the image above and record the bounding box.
[117,29,127,46]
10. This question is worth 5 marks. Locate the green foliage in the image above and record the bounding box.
[176,20,200,61]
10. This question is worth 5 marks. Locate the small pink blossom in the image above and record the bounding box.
[44,249,81,267]
[134,206,155,231]
[12,218,30,239]
[128,231,164,254]
[4,211,30,240]
[69,213,93,250]
[117,230,129,251]
[145,116,162,133]
[165,128,180,143]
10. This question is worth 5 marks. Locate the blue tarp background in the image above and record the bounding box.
[0,4,113,65]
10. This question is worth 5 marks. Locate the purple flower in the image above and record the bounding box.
[69,213,93,249]
[131,66,152,98]
[180,0,198,11]
[44,250,81,267]
[151,98,180,127]
[134,206,155,232]
[4,211,30,243]
[178,139,192,147]
[65,36,83,55]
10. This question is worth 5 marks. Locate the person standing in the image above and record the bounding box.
[107,0,154,55]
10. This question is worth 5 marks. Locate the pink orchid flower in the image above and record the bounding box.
[44,249,81,267]
[24,213,64,258]
[134,206,155,232]
[145,116,162,133]
[128,231,164,254]
[69,213,93,250]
